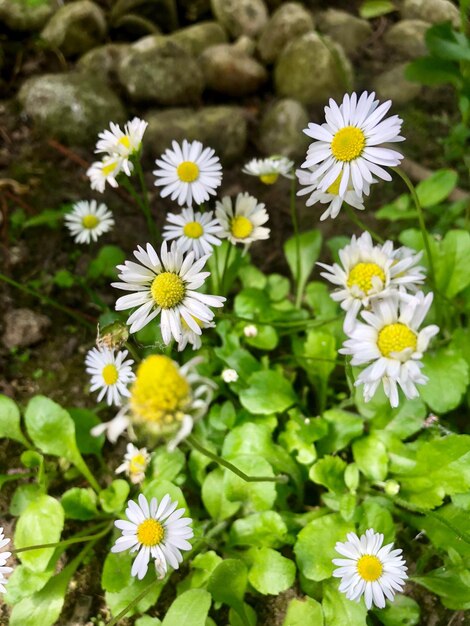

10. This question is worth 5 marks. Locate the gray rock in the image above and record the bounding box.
[170,21,228,56]
[146,106,247,163]
[40,1,107,57]
[317,9,372,57]
[258,2,314,64]
[117,36,204,104]
[274,32,353,105]
[257,98,310,159]
[384,19,429,59]
[200,42,267,96]
[373,63,422,105]
[401,0,460,28]
[77,43,131,85]
[179,0,211,22]
[211,0,268,38]
[18,73,126,146]
[110,0,179,32]
[0,0,57,31]
[3,308,50,349]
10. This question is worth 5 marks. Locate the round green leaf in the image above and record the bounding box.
[207,558,247,613]
[248,547,296,595]
[240,371,296,415]
[0,394,29,446]
[421,347,469,414]
[352,434,388,481]
[223,455,277,512]
[230,511,288,548]
[99,479,130,514]
[282,597,323,626]
[201,469,240,521]
[322,579,367,625]
[61,488,98,520]
[161,589,211,626]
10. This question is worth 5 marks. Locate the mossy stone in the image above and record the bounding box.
[257,98,310,159]
[258,2,315,64]
[0,0,57,31]
[200,43,267,96]
[211,0,268,38]
[170,21,227,56]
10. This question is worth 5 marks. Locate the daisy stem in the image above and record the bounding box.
[186,435,289,484]
[220,241,233,294]
[344,205,384,244]
[393,167,437,288]
[106,578,157,626]
[212,246,221,293]
[12,521,113,554]
[121,174,157,245]
[136,160,159,244]
[290,176,302,308]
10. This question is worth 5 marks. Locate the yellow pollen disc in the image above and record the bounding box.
[331,126,366,162]
[129,453,147,475]
[151,272,185,309]
[183,221,204,239]
[102,364,119,385]
[130,355,190,425]
[231,216,254,239]
[177,161,199,183]
[347,262,386,294]
[377,323,417,357]
[327,174,342,196]
[82,214,100,229]
[102,161,118,176]
[118,135,131,149]
[136,518,164,547]
[357,555,383,582]
[260,173,279,185]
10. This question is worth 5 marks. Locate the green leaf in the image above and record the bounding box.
[373,594,420,626]
[282,597,323,626]
[240,370,296,414]
[201,469,240,521]
[416,169,458,207]
[294,514,353,581]
[295,329,336,396]
[376,195,416,222]
[143,480,188,516]
[207,559,247,619]
[161,589,211,626]
[359,0,395,19]
[353,434,388,481]
[413,567,470,610]
[284,229,322,300]
[178,551,222,592]
[223,455,277,512]
[309,456,346,493]
[425,22,470,62]
[99,479,130,514]
[248,547,296,595]
[87,245,126,280]
[358,500,395,543]
[420,346,469,413]
[61,488,98,520]
[15,495,64,573]
[4,564,55,605]
[136,617,162,626]
[0,394,29,446]
[406,504,470,558]
[151,446,186,482]
[405,57,462,87]
[304,281,339,319]
[10,484,45,516]
[322,579,368,625]
[317,409,364,455]
[230,511,289,549]
[436,230,470,298]
[68,408,105,455]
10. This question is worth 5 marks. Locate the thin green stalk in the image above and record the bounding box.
[0,273,95,328]
[124,340,141,363]
[220,312,341,329]
[212,246,221,293]
[344,204,384,243]
[12,521,113,554]
[121,174,157,244]
[290,176,302,308]
[220,242,233,294]
[186,435,288,484]
[135,160,158,243]
[107,578,157,626]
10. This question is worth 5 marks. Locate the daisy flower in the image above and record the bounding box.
[87,155,128,193]
[112,241,225,343]
[153,139,222,207]
[333,528,408,610]
[222,368,238,383]
[242,156,294,184]
[162,206,223,260]
[215,192,270,250]
[92,355,216,448]
[340,291,439,407]
[85,347,135,407]
[301,91,404,197]
[95,117,148,161]
[0,527,12,594]
[318,232,426,332]
[177,316,214,352]
[64,200,115,244]
[296,167,370,221]
[111,493,193,580]
[116,443,150,484]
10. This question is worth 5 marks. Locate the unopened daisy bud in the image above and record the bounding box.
[222,368,238,383]
[384,480,400,496]
[115,443,150,484]
[96,320,129,350]
[243,324,258,338]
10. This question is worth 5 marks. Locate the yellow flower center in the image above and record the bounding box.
[129,453,147,475]
[118,135,131,149]
[151,272,185,309]
[102,363,119,385]
[130,355,190,426]
[357,555,383,582]
[231,216,254,239]
[102,160,118,176]
[331,126,366,162]
[377,323,417,357]
[327,174,342,196]
[183,221,204,239]
[136,518,164,547]
[82,214,100,229]
[177,161,199,183]
[347,262,386,294]
[260,173,279,185]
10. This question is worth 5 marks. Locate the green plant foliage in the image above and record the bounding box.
[248,547,296,595]
[373,595,420,626]
[230,511,289,549]
[282,597,323,626]
[61,488,98,520]
[161,589,211,626]
[239,370,297,414]
[207,559,248,622]
[420,346,469,413]
[0,395,29,446]
[284,229,322,299]
[322,579,368,625]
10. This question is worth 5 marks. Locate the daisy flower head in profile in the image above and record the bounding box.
[111,494,193,580]
[0,526,12,594]
[242,156,294,184]
[85,346,135,407]
[162,206,223,260]
[92,355,216,448]
[333,528,408,610]
[318,232,426,332]
[112,241,225,344]
[340,291,439,407]
[87,154,126,193]
[153,139,222,207]
[301,91,404,197]
[215,192,270,251]
[115,443,150,484]
[95,117,148,162]
[177,316,214,352]
[65,200,115,244]
[296,166,370,221]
